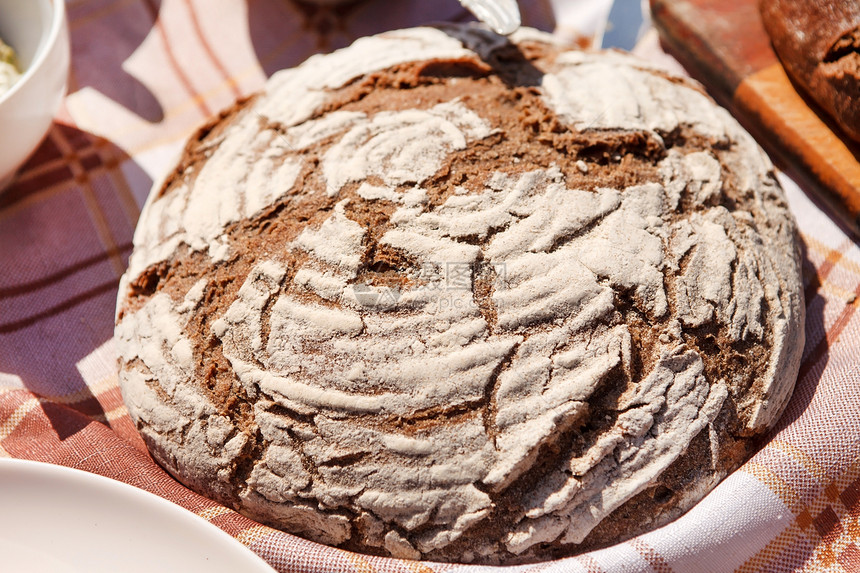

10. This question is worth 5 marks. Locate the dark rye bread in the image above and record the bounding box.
[115,25,804,564]
[760,0,860,141]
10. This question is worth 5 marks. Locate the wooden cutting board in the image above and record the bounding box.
[650,0,860,237]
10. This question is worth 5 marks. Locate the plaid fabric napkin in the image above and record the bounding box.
[1,1,858,571]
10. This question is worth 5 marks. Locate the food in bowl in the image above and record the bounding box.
[115,24,805,564]
[0,0,69,188]
[0,37,21,98]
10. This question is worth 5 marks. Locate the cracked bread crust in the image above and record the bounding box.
[760,0,860,141]
[115,25,804,564]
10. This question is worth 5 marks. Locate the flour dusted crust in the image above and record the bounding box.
[116,25,804,563]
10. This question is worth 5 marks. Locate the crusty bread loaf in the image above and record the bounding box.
[760,0,860,141]
[115,25,804,564]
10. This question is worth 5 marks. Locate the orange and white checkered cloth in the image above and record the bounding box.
[1,1,858,571]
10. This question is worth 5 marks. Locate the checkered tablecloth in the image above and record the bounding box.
[1,1,858,571]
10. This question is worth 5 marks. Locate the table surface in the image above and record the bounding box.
[1,2,859,572]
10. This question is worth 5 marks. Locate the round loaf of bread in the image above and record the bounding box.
[115,25,804,564]
[760,0,860,142]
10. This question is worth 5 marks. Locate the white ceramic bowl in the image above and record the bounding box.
[0,0,69,189]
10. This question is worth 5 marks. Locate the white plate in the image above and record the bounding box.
[0,459,276,573]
